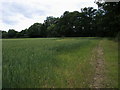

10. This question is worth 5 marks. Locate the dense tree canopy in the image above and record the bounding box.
[2,2,120,38]
[7,29,18,38]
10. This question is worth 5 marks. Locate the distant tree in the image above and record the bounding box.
[27,23,42,38]
[8,29,17,38]
[57,9,98,37]
[19,29,29,38]
[80,7,98,36]
[40,24,47,37]
[96,1,120,37]
[57,11,77,37]
[47,24,59,37]
[0,30,1,38]
[43,16,59,37]
[2,31,8,38]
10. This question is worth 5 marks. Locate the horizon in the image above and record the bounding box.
[0,0,97,31]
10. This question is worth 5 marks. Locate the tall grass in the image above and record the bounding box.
[3,38,100,88]
[101,39,118,88]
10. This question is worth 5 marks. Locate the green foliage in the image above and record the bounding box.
[27,23,42,37]
[47,24,58,37]
[8,29,18,38]
[96,2,120,37]
[19,29,29,38]
[2,31,8,38]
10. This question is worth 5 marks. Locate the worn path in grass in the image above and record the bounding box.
[91,40,105,88]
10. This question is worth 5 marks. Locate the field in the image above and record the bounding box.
[2,37,118,88]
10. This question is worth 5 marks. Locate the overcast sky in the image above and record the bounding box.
[0,0,98,31]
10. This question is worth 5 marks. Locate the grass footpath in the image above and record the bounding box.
[2,37,118,88]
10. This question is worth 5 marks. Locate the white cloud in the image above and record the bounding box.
[0,0,98,31]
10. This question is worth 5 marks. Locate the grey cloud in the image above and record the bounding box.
[2,17,18,25]
[1,1,46,24]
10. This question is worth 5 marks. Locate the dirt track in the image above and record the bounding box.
[92,41,105,88]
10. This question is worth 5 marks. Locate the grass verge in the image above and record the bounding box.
[101,39,118,88]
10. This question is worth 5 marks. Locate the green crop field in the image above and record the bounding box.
[2,38,118,88]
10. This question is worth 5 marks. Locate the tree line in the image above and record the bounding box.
[1,2,120,38]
